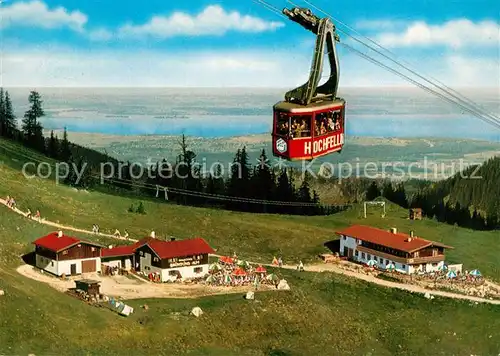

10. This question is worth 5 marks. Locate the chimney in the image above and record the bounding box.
[150,231,155,238]
[170,237,176,242]
[390,228,397,234]
[57,230,63,238]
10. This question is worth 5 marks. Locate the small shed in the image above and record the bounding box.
[75,279,101,296]
[409,208,422,220]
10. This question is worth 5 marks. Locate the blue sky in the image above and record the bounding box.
[1,0,499,87]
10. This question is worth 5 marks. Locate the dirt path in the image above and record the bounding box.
[2,199,500,305]
[0,198,138,243]
[16,264,274,300]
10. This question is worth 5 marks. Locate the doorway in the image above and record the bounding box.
[70,264,77,275]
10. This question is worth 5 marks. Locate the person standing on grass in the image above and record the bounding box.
[297,260,304,272]
[26,209,32,219]
[35,210,41,222]
[278,257,283,268]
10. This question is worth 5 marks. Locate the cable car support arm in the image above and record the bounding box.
[283,7,341,105]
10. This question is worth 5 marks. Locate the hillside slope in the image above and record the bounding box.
[1,139,500,355]
[412,156,500,227]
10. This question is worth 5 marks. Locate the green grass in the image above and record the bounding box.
[1,137,500,355]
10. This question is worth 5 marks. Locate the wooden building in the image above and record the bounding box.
[75,279,101,296]
[101,237,154,271]
[33,231,102,276]
[409,208,423,220]
[101,237,215,282]
[337,225,452,274]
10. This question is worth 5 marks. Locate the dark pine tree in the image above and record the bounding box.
[206,162,225,206]
[22,91,45,152]
[47,130,60,159]
[251,149,275,213]
[59,127,72,162]
[394,183,409,208]
[366,181,381,201]
[3,91,17,139]
[297,173,313,215]
[0,88,5,137]
[275,168,295,214]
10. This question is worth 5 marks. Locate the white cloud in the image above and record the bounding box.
[445,55,500,86]
[0,0,87,31]
[117,5,284,38]
[375,19,500,48]
[87,28,113,41]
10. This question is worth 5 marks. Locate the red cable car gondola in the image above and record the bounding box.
[272,7,346,161]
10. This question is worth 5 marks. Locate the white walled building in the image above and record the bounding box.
[337,225,452,274]
[33,231,102,276]
[101,236,215,282]
[135,237,214,282]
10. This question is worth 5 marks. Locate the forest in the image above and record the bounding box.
[0,89,497,227]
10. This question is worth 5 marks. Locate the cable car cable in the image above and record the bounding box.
[297,0,500,123]
[259,0,500,128]
[339,43,500,130]
[255,0,500,129]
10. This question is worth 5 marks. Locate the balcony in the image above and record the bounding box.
[356,246,407,264]
[356,246,445,265]
[407,255,445,264]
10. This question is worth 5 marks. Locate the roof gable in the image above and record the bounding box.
[33,232,102,253]
[138,237,215,260]
[101,237,215,260]
[336,225,452,253]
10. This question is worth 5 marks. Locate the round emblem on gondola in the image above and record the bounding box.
[276,138,287,153]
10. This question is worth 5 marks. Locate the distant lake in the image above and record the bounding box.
[6,87,499,141]
[37,114,500,141]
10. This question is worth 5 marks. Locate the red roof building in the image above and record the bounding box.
[143,238,214,260]
[102,237,215,282]
[33,231,102,276]
[337,225,452,274]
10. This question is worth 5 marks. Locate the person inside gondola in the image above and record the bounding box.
[291,119,300,137]
[333,111,341,130]
[320,121,327,135]
[327,112,335,131]
[279,120,289,136]
[299,118,309,137]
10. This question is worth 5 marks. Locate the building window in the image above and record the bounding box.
[432,263,437,267]
[361,252,365,259]
[77,244,81,248]
[354,250,358,257]
[194,267,203,274]
[91,247,96,252]
[62,250,68,255]
[402,264,406,269]
[51,261,54,266]
[140,251,144,256]
[169,270,178,276]
[153,257,159,262]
